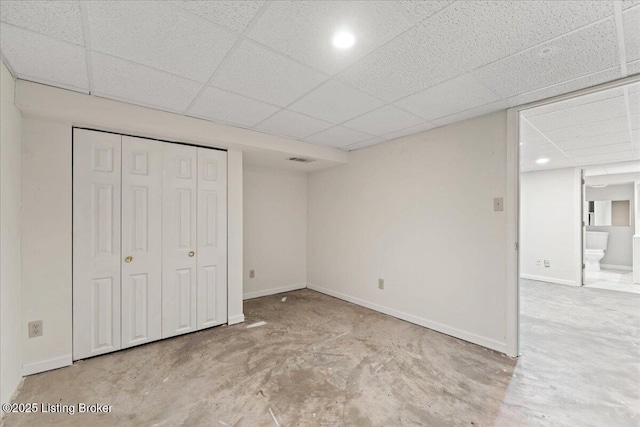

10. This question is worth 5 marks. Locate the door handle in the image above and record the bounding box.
[188,251,195,257]
[125,256,133,263]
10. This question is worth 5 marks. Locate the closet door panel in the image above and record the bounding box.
[162,143,198,338]
[121,136,163,348]
[73,129,122,360]
[197,148,228,329]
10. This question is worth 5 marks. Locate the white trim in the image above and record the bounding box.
[575,168,585,287]
[307,283,507,354]
[506,108,519,357]
[243,284,307,300]
[520,274,579,286]
[227,314,245,325]
[22,355,72,376]
[601,264,632,271]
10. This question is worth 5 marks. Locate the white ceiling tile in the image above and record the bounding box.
[474,19,619,99]
[398,1,453,23]
[527,95,627,131]
[416,0,614,73]
[187,86,279,128]
[338,25,466,102]
[570,151,634,163]
[343,137,386,151]
[628,59,640,75]
[522,86,624,118]
[395,73,500,121]
[342,105,425,136]
[254,110,334,139]
[289,79,384,124]
[211,40,327,107]
[170,1,264,33]
[431,100,508,126]
[383,122,438,141]
[0,23,88,91]
[91,53,202,113]
[506,67,622,107]
[565,142,634,159]
[545,115,634,142]
[87,1,237,82]
[247,1,417,75]
[305,126,373,148]
[623,1,640,10]
[557,131,632,150]
[0,0,84,45]
[624,6,640,63]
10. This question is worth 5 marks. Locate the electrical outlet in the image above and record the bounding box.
[493,197,504,211]
[249,269,255,279]
[536,260,541,266]
[29,320,43,338]
[544,260,550,268]
[378,278,384,290]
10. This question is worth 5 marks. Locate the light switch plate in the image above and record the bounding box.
[249,269,255,279]
[493,197,504,211]
[378,278,384,290]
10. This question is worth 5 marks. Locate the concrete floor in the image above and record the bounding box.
[3,280,639,426]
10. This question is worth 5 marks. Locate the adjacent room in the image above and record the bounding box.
[1,1,639,426]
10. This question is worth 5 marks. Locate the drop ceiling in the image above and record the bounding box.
[1,1,639,152]
[520,82,639,171]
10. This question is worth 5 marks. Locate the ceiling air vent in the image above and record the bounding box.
[287,157,316,163]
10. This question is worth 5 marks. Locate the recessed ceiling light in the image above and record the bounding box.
[536,158,550,164]
[333,31,355,49]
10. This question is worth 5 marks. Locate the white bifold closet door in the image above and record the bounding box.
[73,129,123,359]
[121,136,163,348]
[74,129,227,360]
[162,144,227,338]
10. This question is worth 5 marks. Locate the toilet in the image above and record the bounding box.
[585,231,609,272]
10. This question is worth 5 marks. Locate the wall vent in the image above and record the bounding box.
[287,157,316,163]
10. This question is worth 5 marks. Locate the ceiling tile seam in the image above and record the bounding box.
[613,1,629,77]
[526,94,629,121]
[465,14,618,77]
[563,140,637,154]
[164,0,339,82]
[422,99,505,124]
[181,1,274,116]
[84,49,205,86]
[509,65,621,110]
[553,127,639,145]
[12,73,89,94]
[0,17,86,48]
[79,1,93,94]
[337,9,620,107]
[622,86,636,158]
[301,121,378,142]
[90,91,185,115]
[521,117,573,161]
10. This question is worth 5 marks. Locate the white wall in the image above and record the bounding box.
[520,168,581,285]
[586,183,635,268]
[307,111,509,353]
[21,118,72,373]
[1,61,23,405]
[243,166,307,299]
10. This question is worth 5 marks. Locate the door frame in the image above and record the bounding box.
[505,73,640,357]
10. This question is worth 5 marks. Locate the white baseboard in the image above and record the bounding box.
[243,283,307,300]
[601,264,632,271]
[306,283,507,354]
[22,354,72,376]
[228,314,245,325]
[520,274,578,286]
